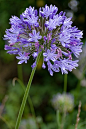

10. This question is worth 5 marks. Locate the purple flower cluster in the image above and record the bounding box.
[4,5,83,75]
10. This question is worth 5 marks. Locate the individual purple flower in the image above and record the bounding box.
[4,4,83,75]
[63,17,72,27]
[47,61,54,76]
[70,45,82,58]
[45,13,65,30]
[4,29,18,43]
[54,59,79,74]
[32,52,38,58]
[43,49,57,62]
[16,52,29,64]
[9,16,22,26]
[42,62,46,69]
[29,30,42,42]
[45,19,57,30]
[22,6,39,27]
[5,45,20,54]
[40,4,58,18]
[31,61,36,68]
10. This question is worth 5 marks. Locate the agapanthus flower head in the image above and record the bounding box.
[51,93,74,112]
[4,4,83,75]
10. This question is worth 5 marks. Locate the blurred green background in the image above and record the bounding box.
[0,0,86,129]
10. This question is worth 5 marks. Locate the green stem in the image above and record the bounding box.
[15,52,42,129]
[60,110,66,129]
[56,110,61,129]
[60,74,67,129]
[64,74,67,92]
[20,80,36,118]
[14,78,36,118]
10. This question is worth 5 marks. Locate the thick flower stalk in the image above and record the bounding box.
[4,5,83,75]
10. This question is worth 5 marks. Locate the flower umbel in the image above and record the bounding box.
[52,93,74,112]
[4,5,83,75]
